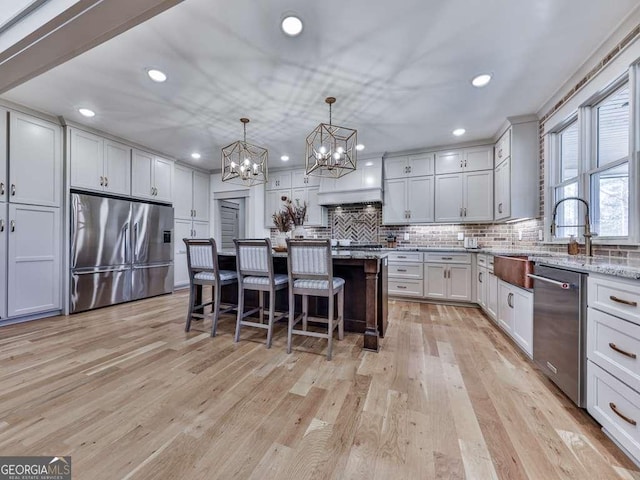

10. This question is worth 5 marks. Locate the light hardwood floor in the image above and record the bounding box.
[1,291,639,479]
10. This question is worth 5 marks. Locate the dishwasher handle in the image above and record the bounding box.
[527,273,571,290]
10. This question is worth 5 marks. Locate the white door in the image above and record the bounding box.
[173,165,194,220]
[70,129,103,192]
[153,157,173,203]
[434,174,463,222]
[9,112,61,207]
[424,263,447,299]
[174,219,192,288]
[382,178,406,224]
[0,110,7,203]
[0,203,6,319]
[408,153,434,176]
[384,157,408,179]
[435,150,462,174]
[131,149,154,199]
[487,272,498,320]
[463,170,493,222]
[477,266,487,308]
[7,204,60,317]
[192,171,210,222]
[464,146,493,172]
[448,265,471,301]
[497,281,514,334]
[512,287,533,356]
[494,158,511,220]
[104,140,131,196]
[407,176,434,223]
[305,186,325,226]
[220,201,239,251]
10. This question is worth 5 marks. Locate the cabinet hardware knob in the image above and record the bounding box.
[610,295,638,307]
[10,184,15,196]
[464,160,467,167]
[100,176,104,186]
[10,220,15,232]
[610,402,637,425]
[609,342,637,359]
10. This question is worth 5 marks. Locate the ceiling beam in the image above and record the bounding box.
[0,0,184,95]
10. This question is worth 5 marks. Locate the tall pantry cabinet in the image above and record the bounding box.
[0,109,62,321]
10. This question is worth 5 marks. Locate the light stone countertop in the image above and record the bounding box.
[528,254,640,280]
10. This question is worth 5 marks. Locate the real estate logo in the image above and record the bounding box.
[0,456,71,480]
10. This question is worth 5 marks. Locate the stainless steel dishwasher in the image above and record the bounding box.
[528,264,588,407]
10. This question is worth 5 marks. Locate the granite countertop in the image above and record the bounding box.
[529,254,640,280]
[218,250,388,260]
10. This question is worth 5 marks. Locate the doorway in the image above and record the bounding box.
[220,200,240,250]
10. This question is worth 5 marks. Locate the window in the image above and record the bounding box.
[549,79,633,242]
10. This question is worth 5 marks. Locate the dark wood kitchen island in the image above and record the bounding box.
[217,250,388,352]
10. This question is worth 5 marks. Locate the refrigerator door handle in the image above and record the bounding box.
[133,263,173,269]
[73,266,129,275]
[133,222,138,263]
[123,223,129,263]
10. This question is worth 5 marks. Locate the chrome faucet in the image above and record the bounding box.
[550,197,593,256]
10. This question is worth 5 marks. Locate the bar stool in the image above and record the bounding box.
[184,238,237,336]
[234,239,289,348]
[286,239,345,360]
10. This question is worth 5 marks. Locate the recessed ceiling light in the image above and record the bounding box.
[191,152,201,159]
[280,155,289,161]
[471,73,492,88]
[78,108,95,118]
[356,144,365,151]
[147,68,167,82]
[281,15,303,36]
[453,128,466,136]
[365,161,373,166]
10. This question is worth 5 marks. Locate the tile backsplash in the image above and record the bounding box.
[271,203,640,260]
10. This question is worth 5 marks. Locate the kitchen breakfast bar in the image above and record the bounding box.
[210,250,389,352]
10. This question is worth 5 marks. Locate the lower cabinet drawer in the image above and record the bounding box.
[388,263,423,279]
[588,361,640,463]
[424,252,471,264]
[388,279,423,297]
[589,275,640,325]
[588,307,640,393]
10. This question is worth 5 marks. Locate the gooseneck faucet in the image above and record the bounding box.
[550,197,593,256]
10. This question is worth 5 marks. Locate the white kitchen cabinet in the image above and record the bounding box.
[9,112,61,207]
[70,130,131,196]
[449,265,472,301]
[0,203,5,319]
[173,165,210,221]
[292,170,320,188]
[435,145,493,174]
[305,186,326,226]
[435,171,493,223]
[7,204,60,317]
[0,110,6,203]
[497,279,533,356]
[383,175,434,224]
[265,169,327,227]
[384,153,434,179]
[477,265,487,308]
[174,219,209,288]
[424,264,447,299]
[424,262,471,301]
[265,189,289,227]
[493,118,539,221]
[132,149,173,202]
[487,271,498,320]
[268,171,292,190]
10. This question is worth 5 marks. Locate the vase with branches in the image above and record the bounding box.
[284,198,308,238]
[272,208,291,248]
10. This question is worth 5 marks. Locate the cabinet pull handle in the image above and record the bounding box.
[0,182,3,195]
[609,342,637,359]
[609,402,637,426]
[10,220,15,232]
[397,268,407,272]
[10,184,15,196]
[610,295,638,307]
[464,159,467,167]
[100,176,104,186]
[479,272,483,283]
[498,203,503,214]
[105,177,108,187]
[459,207,463,217]
[507,292,514,308]
[441,257,453,260]
[397,255,407,259]
[0,219,4,232]
[408,210,411,218]
[397,285,407,289]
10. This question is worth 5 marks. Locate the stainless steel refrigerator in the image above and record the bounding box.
[70,192,174,313]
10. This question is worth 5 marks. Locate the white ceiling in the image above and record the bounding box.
[2,0,638,170]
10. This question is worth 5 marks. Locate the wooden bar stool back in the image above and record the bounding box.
[234,239,288,348]
[183,238,237,336]
[286,239,345,360]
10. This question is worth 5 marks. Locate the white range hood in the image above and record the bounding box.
[317,157,383,205]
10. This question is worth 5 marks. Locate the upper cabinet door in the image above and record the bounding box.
[103,140,131,196]
[382,178,407,224]
[131,149,154,199]
[70,129,103,192]
[494,158,511,220]
[9,112,61,207]
[463,170,493,222]
[173,165,194,220]
[384,157,408,179]
[408,153,434,176]
[291,170,307,188]
[435,150,463,175]
[153,157,173,203]
[463,146,493,172]
[495,129,511,165]
[268,171,292,190]
[408,176,434,223]
[434,174,463,222]
[0,110,7,203]
[192,171,210,222]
